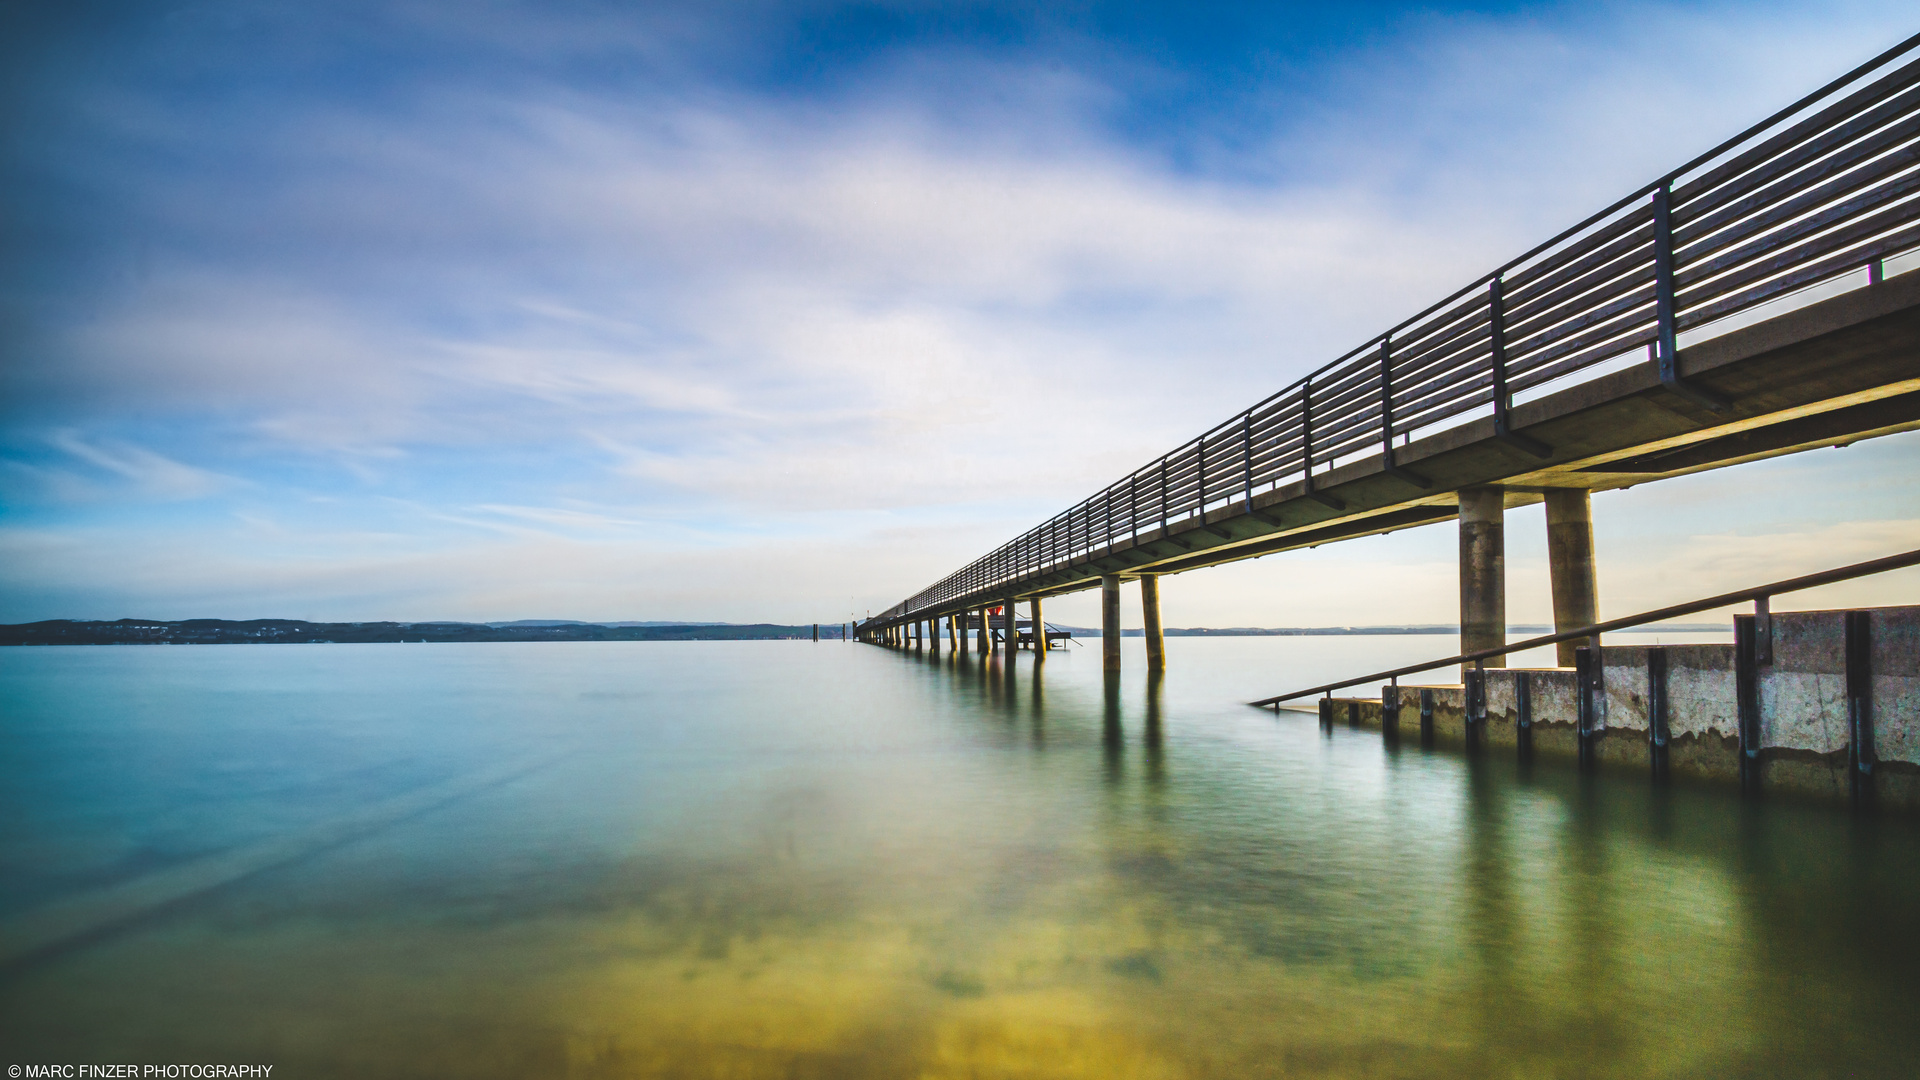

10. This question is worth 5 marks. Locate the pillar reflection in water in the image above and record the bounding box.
[1144,669,1165,788]
[1103,670,1124,784]
[1463,758,1527,1068]
[1027,653,1045,747]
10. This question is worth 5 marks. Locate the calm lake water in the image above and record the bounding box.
[3,637,1918,1078]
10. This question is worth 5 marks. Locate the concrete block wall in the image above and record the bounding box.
[1318,605,1919,811]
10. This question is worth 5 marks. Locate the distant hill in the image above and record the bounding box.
[0,619,841,646]
[484,619,732,628]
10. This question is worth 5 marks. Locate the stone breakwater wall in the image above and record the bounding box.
[1319,606,1919,811]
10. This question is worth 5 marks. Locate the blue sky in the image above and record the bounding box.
[3,0,1917,626]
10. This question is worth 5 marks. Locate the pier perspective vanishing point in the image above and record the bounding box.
[855,33,1920,809]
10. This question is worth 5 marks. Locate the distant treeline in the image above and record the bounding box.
[0,619,845,646]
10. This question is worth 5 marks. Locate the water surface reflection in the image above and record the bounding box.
[2,639,1916,1077]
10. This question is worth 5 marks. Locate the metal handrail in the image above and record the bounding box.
[1248,547,1920,707]
[865,34,1920,632]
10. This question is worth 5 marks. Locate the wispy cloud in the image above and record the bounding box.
[2,1,1915,620]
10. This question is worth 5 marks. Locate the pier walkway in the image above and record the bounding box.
[856,34,1920,679]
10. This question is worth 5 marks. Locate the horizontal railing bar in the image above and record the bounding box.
[1250,547,1920,705]
[1676,107,1920,247]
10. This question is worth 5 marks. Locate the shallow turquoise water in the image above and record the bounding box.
[2,637,1917,1078]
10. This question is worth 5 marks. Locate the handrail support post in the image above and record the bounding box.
[1652,182,1732,412]
[1489,274,1552,457]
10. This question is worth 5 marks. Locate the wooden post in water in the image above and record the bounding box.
[1101,575,1122,673]
[1846,611,1875,811]
[1647,647,1670,783]
[1141,574,1165,672]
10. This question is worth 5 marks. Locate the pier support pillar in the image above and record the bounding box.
[981,606,993,656]
[1545,488,1600,667]
[1458,486,1506,673]
[929,617,939,655]
[1032,596,1046,657]
[1141,575,1165,672]
[957,612,968,655]
[1004,596,1018,651]
[1102,575,1122,673]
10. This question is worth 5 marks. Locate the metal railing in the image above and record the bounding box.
[1248,546,1920,706]
[869,33,1920,629]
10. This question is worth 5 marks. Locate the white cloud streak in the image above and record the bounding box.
[3,1,1916,620]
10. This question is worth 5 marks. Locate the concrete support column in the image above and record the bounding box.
[957,612,968,655]
[1458,486,1506,673]
[981,606,993,655]
[929,617,940,655]
[1141,574,1165,672]
[1032,596,1046,656]
[1544,488,1600,667]
[1101,575,1123,673]
[1004,596,1017,651]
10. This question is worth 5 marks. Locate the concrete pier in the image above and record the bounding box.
[1003,595,1017,651]
[1141,574,1165,672]
[1545,489,1599,666]
[1458,486,1506,672]
[1031,596,1046,655]
[1325,604,1920,812]
[1102,575,1122,673]
[981,605,993,656]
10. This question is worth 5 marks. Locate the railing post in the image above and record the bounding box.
[1300,382,1313,488]
[1379,334,1433,486]
[1242,411,1254,511]
[1196,434,1207,519]
[1489,274,1550,456]
[1652,182,1730,411]
[1159,456,1169,532]
[1380,335,1395,463]
[1298,378,1344,509]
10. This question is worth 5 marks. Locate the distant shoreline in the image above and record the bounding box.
[1,618,1727,646]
